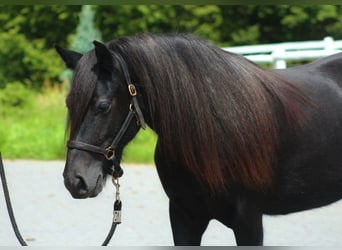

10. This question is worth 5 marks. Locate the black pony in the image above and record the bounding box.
[55,33,342,245]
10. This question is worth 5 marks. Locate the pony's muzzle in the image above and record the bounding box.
[63,173,88,198]
[63,170,103,199]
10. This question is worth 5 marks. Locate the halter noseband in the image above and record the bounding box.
[67,83,146,178]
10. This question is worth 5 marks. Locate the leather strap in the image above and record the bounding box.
[68,140,106,156]
[67,108,135,158]
[109,108,135,150]
[131,96,146,129]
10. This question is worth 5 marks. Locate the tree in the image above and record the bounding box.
[60,5,103,84]
[0,31,64,88]
[71,5,102,53]
[95,5,222,44]
[0,6,79,88]
[0,6,81,48]
[219,5,342,46]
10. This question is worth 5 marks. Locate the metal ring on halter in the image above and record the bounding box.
[129,103,141,126]
[105,146,115,160]
[128,83,137,97]
[129,103,134,111]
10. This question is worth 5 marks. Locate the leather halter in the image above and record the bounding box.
[67,83,146,178]
[66,82,145,244]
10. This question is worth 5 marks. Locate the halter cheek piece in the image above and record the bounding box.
[67,83,146,178]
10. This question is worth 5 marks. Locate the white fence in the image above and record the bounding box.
[223,36,342,69]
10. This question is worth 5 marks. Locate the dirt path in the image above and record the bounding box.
[1,160,342,246]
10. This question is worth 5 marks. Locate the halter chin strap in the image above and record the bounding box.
[67,83,146,178]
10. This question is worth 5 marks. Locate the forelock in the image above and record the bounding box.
[66,50,98,139]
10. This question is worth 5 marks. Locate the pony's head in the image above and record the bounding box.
[55,42,143,198]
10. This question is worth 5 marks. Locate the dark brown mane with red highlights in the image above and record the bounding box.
[108,33,310,193]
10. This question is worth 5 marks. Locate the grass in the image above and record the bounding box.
[123,127,157,164]
[0,82,157,163]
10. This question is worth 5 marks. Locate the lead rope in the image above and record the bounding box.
[102,177,122,246]
[0,153,27,246]
[0,152,121,246]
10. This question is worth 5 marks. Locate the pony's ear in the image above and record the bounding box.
[54,45,82,70]
[93,40,113,72]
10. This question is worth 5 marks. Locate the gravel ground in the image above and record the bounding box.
[1,160,342,246]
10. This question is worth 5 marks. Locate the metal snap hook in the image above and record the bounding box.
[112,176,120,202]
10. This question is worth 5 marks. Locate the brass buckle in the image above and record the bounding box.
[105,146,115,160]
[128,84,137,97]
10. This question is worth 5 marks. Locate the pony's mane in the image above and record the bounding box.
[108,33,310,193]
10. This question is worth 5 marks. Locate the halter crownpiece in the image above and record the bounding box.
[111,49,146,129]
[127,83,146,129]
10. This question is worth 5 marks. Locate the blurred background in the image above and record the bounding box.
[1,5,342,162]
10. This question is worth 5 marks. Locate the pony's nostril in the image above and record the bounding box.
[64,171,103,198]
[75,175,89,195]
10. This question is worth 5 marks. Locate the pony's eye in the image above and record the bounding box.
[97,102,111,113]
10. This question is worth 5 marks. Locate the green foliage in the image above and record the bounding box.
[219,5,342,46]
[0,31,64,88]
[0,82,33,116]
[95,5,223,43]
[0,6,81,48]
[0,85,157,162]
[0,85,67,159]
[2,5,342,49]
[123,128,157,164]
